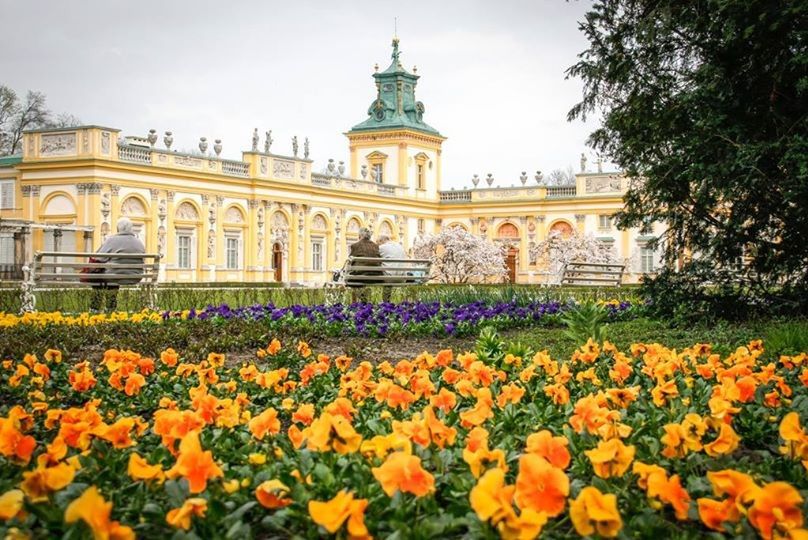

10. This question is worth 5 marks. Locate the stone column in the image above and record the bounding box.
[518,216,529,281]
[164,191,175,280]
[261,200,271,276]
[148,188,160,254]
[248,199,261,282]
[333,209,343,265]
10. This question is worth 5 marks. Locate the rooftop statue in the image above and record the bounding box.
[264,130,273,153]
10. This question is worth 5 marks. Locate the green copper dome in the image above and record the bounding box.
[348,38,442,136]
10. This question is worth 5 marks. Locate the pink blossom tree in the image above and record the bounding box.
[412,227,507,284]
[530,231,618,284]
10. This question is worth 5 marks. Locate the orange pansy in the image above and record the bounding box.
[513,453,569,517]
[371,451,435,497]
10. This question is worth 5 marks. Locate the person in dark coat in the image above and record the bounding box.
[89,217,146,311]
[348,227,381,303]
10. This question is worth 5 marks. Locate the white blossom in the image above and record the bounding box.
[529,231,618,284]
[413,227,507,284]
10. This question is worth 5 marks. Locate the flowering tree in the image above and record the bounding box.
[412,227,507,284]
[530,231,618,284]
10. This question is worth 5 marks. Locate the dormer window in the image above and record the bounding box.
[366,151,388,184]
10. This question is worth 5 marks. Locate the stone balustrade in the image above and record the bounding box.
[117,144,151,164]
[220,159,250,177]
[438,175,626,203]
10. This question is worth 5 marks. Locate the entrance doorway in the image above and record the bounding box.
[505,247,518,283]
[272,243,283,282]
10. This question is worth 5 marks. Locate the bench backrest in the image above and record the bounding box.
[342,257,432,286]
[561,261,624,287]
[28,251,162,287]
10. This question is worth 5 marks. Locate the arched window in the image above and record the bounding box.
[548,220,574,238]
[497,223,520,238]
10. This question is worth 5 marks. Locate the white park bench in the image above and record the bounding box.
[560,261,625,287]
[20,251,162,312]
[325,256,432,301]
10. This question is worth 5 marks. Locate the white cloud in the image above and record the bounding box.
[0,0,614,187]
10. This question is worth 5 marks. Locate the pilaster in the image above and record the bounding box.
[575,214,586,235]
[397,142,407,187]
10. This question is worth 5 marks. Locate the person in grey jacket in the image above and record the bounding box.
[89,217,146,311]
[377,235,407,303]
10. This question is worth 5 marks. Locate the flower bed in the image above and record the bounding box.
[0,299,635,337]
[1,336,806,538]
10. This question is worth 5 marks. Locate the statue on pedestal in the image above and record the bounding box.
[292,136,299,157]
[251,128,259,152]
[580,152,587,173]
[264,130,273,153]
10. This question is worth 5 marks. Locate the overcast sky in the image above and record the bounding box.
[0,0,606,189]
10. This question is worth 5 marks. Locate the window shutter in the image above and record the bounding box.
[0,182,13,209]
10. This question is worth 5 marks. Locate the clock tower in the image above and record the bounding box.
[346,38,446,199]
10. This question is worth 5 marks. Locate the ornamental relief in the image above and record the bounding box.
[101,132,111,154]
[585,176,622,193]
[40,133,76,156]
[347,218,361,235]
[174,155,202,168]
[175,202,200,221]
[120,197,147,216]
[225,207,245,223]
[271,211,289,231]
[311,214,327,230]
[273,159,294,179]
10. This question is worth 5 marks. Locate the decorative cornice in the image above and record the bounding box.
[344,128,446,145]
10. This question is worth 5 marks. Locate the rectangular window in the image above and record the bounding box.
[640,246,655,273]
[177,234,192,269]
[0,181,13,210]
[312,240,323,272]
[598,214,611,230]
[373,164,384,184]
[417,164,425,189]
[226,237,239,270]
[0,234,15,265]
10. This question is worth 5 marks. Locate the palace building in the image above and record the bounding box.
[0,39,659,285]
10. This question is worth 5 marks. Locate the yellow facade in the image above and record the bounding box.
[0,41,660,284]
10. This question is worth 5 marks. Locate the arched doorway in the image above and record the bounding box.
[272,243,283,282]
[505,247,518,283]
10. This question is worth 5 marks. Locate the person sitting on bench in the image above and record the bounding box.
[377,234,407,303]
[89,217,146,311]
[348,227,381,303]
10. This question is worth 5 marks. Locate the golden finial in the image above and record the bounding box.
[374,63,379,73]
